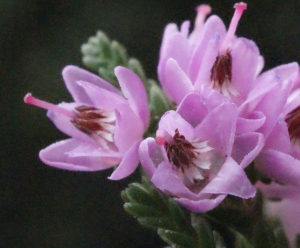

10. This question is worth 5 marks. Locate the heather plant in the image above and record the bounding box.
[24,2,300,247]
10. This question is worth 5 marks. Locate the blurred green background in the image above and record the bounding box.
[2,0,300,247]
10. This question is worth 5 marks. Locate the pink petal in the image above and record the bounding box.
[256,149,300,186]
[76,81,126,110]
[152,161,198,200]
[201,157,256,198]
[231,38,260,101]
[177,92,208,127]
[236,111,265,135]
[62,65,119,104]
[115,67,150,129]
[195,102,237,156]
[255,80,293,138]
[265,119,290,153]
[109,140,141,180]
[159,111,194,141]
[175,194,226,213]
[158,33,192,87]
[114,103,144,153]
[163,58,194,104]
[139,138,164,178]
[39,139,122,171]
[188,15,226,82]
[232,132,264,169]
[193,35,220,90]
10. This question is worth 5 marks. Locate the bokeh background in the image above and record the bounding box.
[2,0,300,247]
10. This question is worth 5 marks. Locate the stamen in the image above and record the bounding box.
[72,105,116,140]
[219,2,247,55]
[24,93,75,119]
[285,106,300,142]
[161,129,213,185]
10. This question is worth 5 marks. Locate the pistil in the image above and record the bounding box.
[210,3,246,97]
[189,4,211,45]
[24,93,75,119]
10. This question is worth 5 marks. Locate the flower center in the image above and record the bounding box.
[285,106,300,142]
[72,105,116,143]
[209,2,247,97]
[157,129,213,184]
[210,50,232,89]
[165,129,197,170]
[24,93,116,147]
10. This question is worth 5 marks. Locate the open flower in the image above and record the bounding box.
[158,2,266,106]
[139,91,263,212]
[254,71,300,186]
[24,65,149,180]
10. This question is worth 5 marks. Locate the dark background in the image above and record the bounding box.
[2,0,300,247]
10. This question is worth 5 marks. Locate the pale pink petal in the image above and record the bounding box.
[201,157,256,198]
[236,111,265,135]
[62,65,119,104]
[114,103,144,153]
[76,81,126,110]
[163,58,194,104]
[256,149,300,186]
[115,66,150,129]
[175,194,226,213]
[232,132,264,169]
[109,140,141,180]
[39,139,121,171]
[195,102,237,156]
[139,138,164,178]
[177,92,208,127]
[158,33,193,87]
[152,161,198,200]
[159,111,194,141]
[231,38,260,103]
[188,15,226,82]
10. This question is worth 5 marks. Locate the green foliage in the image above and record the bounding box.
[121,179,291,248]
[122,179,216,248]
[81,31,138,86]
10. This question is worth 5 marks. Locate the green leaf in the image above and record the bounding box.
[122,181,204,248]
[157,228,199,248]
[148,81,171,116]
[213,231,226,248]
[125,182,165,208]
[274,227,289,248]
[192,215,215,248]
[138,216,172,230]
[251,219,278,248]
[234,230,253,248]
[295,234,300,248]
[124,202,163,218]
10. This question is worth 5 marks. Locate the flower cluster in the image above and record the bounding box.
[25,2,300,247]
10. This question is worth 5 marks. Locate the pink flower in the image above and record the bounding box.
[139,91,263,213]
[254,70,300,186]
[158,3,266,106]
[24,65,149,180]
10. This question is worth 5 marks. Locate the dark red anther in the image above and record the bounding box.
[210,50,232,88]
[285,106,300,141]
[165,129,197,170]
[71,105,107,135]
